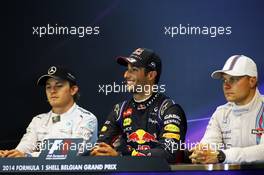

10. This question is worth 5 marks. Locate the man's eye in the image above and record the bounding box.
[229,77,235,82]
[56,84,63,88]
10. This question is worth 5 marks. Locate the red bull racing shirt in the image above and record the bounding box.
[98,93,187,163]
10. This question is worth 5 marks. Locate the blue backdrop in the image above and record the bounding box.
[1,0,264,148]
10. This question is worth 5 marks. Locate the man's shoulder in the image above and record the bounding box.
[34,112,49,119]
[111,97,130,109]
[260,93,264,102]
[114,100,128,107]
[30,112,50,124]
[157,93,185,116]
[111,100,128,117]
[214,102,232,114]
[158,93,183,108]
[76,105,97,120]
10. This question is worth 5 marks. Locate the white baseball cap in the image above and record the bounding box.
[211,55,258,79]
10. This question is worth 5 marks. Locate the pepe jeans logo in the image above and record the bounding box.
[48,66,57,75]
[133,48,144,56]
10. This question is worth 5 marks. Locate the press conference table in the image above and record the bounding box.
[0,156,263,174]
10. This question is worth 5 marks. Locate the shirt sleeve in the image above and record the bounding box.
[201,107,264,163]
[74,113,98,144]
[223,141,264,163]
[97,103,123,145]
[200,110,224,145]
[16,117,39,154]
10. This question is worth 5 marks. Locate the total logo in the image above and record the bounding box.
[123,118,132,127]
[127,129,157,144]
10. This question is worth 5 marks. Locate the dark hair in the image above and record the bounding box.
[69,81,80,101]
[144,68,161,84]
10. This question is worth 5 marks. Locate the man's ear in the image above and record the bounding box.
[147,71,157,82]
[71,85,79,96]
[249,77,257,88]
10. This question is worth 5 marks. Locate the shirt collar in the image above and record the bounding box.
[50,103,77,120]
[132,93,160,110]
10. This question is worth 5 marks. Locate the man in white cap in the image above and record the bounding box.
[189,55,264,164]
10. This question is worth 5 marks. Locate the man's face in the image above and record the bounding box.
[221,74,256,105]
[123,64,150,94]
[45,78,78,108]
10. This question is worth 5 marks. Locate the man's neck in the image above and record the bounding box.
[133,91,153,102]
[235,88,256,106]
[52,101,75,115]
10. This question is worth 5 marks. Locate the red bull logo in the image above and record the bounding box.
[127,129,157,144]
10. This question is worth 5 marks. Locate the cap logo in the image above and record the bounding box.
[48,66,57,75]
[133,48,144,56]
[127,57,137,63]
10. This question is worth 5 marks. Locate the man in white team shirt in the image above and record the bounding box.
[0,66,98,157]
[190,55,264,164]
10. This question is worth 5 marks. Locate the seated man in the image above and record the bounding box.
[0,66,98,157]
[91,48,187,163]
[190,55,264,164]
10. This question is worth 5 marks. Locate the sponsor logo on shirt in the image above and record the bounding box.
[127,129,157,144]
[252,128,264,135]
[101,126,107,132]
[123,118,132,127]
[162,133,180,140]
[164,124,180,132]
[123,108,133,118]
[164,114,181,121]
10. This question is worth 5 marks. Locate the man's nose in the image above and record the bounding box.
[49,86,57,93]
[124,70,129,79]
[223,82,231,89]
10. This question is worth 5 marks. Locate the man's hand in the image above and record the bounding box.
[3,149,26,158]
[189,143,219,164]
[90,142,119,156]
[0,150,8,158]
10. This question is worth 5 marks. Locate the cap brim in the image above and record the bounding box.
[211,70,247,79]
[37,75,58,86]
[116,56,143,67]
[116,56,129,66]
[211,70,224,79]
